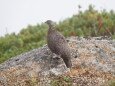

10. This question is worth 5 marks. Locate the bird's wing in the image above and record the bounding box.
[47,28,68,55]
[55,31,67,44]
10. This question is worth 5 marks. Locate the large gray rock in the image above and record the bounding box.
[0,36,115,86]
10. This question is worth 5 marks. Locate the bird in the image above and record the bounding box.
[45,20,72,68]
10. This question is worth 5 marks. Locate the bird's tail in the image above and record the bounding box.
[61,55,72,68]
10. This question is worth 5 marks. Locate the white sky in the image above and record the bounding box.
[0,0,115,36]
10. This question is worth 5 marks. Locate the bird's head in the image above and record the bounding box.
[45,20,55,27]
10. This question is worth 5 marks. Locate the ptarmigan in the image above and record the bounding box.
[45,20,72,68]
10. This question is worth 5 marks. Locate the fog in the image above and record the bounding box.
[0,0,115,36]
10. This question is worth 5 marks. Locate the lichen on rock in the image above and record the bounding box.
[0,36,115,86]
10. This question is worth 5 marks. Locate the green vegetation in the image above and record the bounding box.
[102,80,115,86]
[0,5,115,63]
[50,75,72,86]
[109,81,115,86]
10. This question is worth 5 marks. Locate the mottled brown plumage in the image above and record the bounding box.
[45,20,72,68]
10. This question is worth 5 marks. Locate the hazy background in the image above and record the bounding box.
[0,0,115,36]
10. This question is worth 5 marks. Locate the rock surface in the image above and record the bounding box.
[0,36,115,86]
